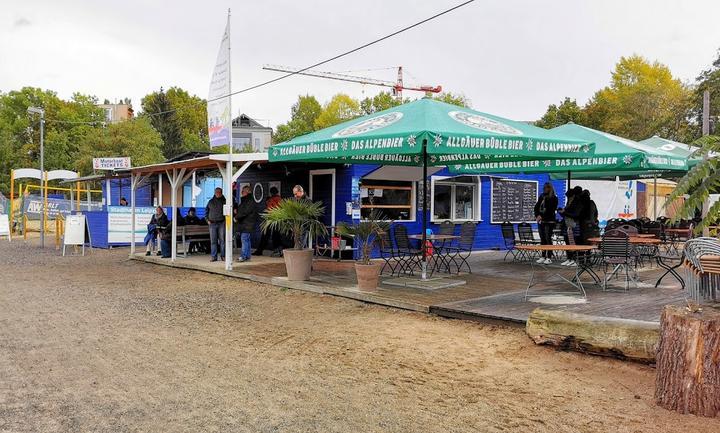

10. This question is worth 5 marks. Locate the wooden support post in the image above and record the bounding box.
[655,305,720,417]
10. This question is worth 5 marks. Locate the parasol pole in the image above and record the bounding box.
[421,139,428,280]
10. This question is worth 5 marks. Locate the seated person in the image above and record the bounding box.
[184,207,203,225]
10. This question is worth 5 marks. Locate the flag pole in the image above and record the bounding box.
[225,8,234,271]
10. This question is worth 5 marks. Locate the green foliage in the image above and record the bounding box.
[141,86,208,158]
[0,87,104,193]
[360,91,404,114]
[314,93,362,130]
[665,135,720,231]
[692,49,720,139]
[335,210,390,265]
[431,92,470,107]
[535,97,587,129]
[584,55,693,141]
[75,118,165,174]
[141,88,184,158]
[260,198,328,250]
[273,95,322,144]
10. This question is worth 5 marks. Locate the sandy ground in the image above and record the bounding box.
[1,239,718,433]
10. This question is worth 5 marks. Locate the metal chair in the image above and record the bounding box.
[517,222,540,261]
[683,237,720,303]
[600,231,636,291]
[393,225,422,275]
[445,221,476,274]
[438,220,455,236]
[500,222,519,262]
[378,230,399,275]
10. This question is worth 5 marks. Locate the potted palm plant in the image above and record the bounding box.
[336,210,390,291]
[260,198,327,281]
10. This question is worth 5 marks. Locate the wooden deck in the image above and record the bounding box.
[132,251,688,326]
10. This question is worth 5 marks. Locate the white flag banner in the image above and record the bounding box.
[207,21,231,148]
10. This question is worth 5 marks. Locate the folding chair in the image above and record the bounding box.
[393,225,422,275]
[600,231,636,291]
[445,221,476,274]
[500,222,519,262]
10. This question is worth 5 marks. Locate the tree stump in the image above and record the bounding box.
[655,304,720,417]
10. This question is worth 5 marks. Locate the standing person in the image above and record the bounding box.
[292,184,308,201]
[534,182,558,264]
[145,206,168,256]
[205,187,226,262]
[253,186,282,256]
[234,185,258,262]
[579,189,599,241]
[559,186,584,266]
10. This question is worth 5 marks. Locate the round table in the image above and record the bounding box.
[408,234,461,274]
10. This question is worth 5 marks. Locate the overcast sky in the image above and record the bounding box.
[3,0,720,128]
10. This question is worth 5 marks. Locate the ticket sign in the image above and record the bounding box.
[93,157,131,170]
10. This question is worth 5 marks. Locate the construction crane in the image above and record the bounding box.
[262,64,442,101]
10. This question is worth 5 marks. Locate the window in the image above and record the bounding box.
[431,176,480,222]
[358,180,415,221]
[254,137,261,149]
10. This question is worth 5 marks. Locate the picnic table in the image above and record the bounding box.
[516,245,598,299]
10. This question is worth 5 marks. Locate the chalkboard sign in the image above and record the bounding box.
[490,179,538,223]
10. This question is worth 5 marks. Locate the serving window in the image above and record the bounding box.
[359,180,415,221]
[431,176,481,222]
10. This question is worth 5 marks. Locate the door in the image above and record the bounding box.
[309,169,335,227]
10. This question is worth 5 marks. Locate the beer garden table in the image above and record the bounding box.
[409,234,460,275]
[515,245,597,299]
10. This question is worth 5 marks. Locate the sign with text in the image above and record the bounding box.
[207,19,231,148]
[107,206,155,244]
[0,214,10,239]
[93,157,131,170]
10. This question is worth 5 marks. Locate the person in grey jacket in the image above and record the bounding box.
[205,187,226,261]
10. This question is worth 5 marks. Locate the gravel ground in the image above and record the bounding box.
[1,238,719,433]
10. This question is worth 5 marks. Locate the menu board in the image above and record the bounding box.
[491,179,538,223]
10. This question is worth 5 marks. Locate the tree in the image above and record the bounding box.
[314,94,361,130]
[535,97,587,129]
[692,48,720,139]
[141,88,184,159]
[360,91,403,114]
[0,87,104,193]
[76,118,164,175]
[273,95,322,144]
[584,55,693,141]
[431,92,470,108]
[165,87,209,151]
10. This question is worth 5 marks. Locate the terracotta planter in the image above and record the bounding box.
[283,248,313,281]
[355,262,382,291]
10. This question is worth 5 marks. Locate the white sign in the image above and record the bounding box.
[93,157,131,170]
[107,206,155,244]
[207,19,231,148]
[63,214,91,256]
[576,179,637,225]
[0,214,10,240]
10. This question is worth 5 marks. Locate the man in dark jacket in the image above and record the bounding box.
[534,182,559,264]
[205,187,226,261]
[235,185,258,262]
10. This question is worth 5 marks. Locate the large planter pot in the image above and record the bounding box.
[355,262,382,291]
[283,248,314,281]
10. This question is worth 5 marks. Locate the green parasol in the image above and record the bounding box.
[268,99,593,280]
[449,124,688,181]
[269,98,594,166]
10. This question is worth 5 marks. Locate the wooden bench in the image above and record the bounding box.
[178,225,210,257]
